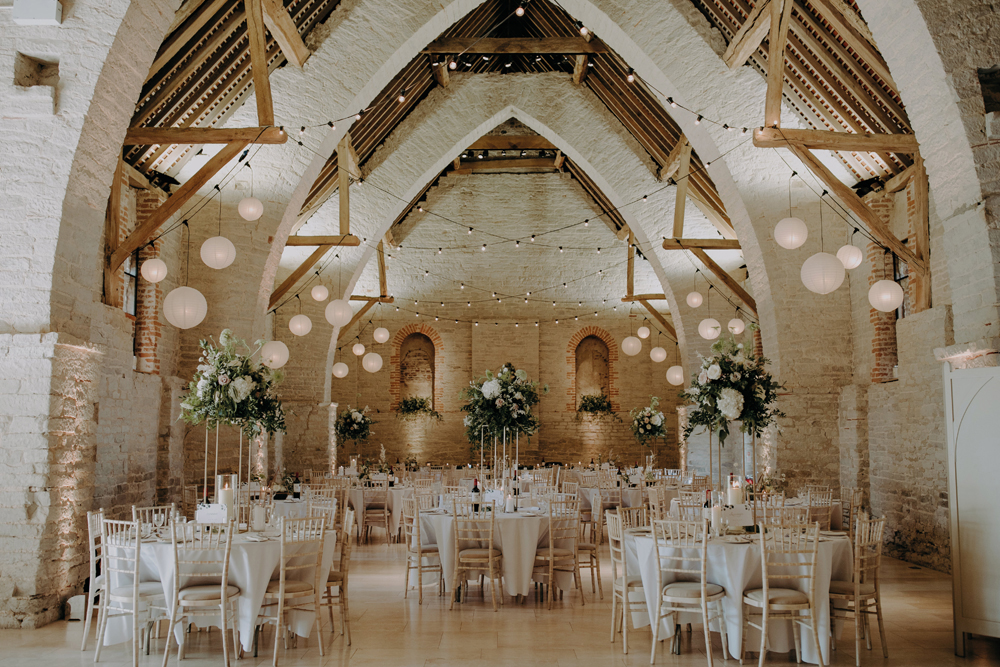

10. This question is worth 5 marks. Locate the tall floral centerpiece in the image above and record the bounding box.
[335,405,375,459]
[460,363,548,487]
[630,396,667,464]
[180,329,286,500]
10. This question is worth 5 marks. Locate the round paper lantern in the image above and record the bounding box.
[836,244,864,270]
[686,291,703,308]
[373,327,390,344]
[311,285,329,301]
[801,252,846,294]
[261,340,290,369]
[200,236,236,269]
[289,314,312,336]
[869,279,904,312]
[698,318,722,340]
[332,362,349,378]
[362,352,384,373]
[325,299,353,326]
[637,325,651,339]
[140,258,167,283]
[238,196,263,221]
[163,286,207,329]
[728,318,746,335]
[650,346,667,363]
[774,217,808,249]
[352,342,365,356]
[621,336,642,356]
[666,366,685,386]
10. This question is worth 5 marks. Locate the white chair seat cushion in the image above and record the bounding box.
[743,587,809,605]
[829,580,876,596]
[413,544,439,554]
[662,581,724,599]
[327,571,344,584]
[535,548,574,559]
[578,542,597,551]
[110,582,164,599]
[458,548,500,559]
[265,580,314,595]
[178,584,241,601]
[615,574,644,588]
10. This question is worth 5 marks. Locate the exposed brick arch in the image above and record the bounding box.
[389,324,445,411]
[565,326,619,413]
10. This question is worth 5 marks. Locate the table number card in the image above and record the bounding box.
[196,503,228,524]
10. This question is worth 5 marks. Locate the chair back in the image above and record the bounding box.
[580,471,598,487]
[133,503,175,529]
[276,516,327,599]
[561,481,579,497]
[618,505,648,530]
[652,518,710,588]
[338,509,357,576]
[415,488,437,510]
[807,490,834,530]
[760,491,785,508]
[648,486,669,521]
[853,514,885,584]
[676,501,703,521]
[545,496,579,556]
[333,488,349,529]
[413,478,434,489]
[805,484,830,496]
[86,509,104,588]
[678,489,704,505]
[444,485,469,497]
[764,504,808,524]
[842,487,864,540]
[605,510,625,582]
[302,469,314,485]
[453,499,496,553]
[183,486,199,518]
[401,496,420,553]
[691,474,710,489]
[757,522,819,601]
[308,492,338,528]
[169,519,235,602]
[101,519,142,597]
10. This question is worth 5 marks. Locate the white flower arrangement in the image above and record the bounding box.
[629,396,667,446]
[460,363,547,447]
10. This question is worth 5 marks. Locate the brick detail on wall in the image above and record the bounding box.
[135,188,168,375]
[389,323,445,411]
[565,326,619,412]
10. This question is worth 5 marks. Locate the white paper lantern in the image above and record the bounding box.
[261,340,290,369]
[686,291,703,308]
[836,244,864,270]
[238,196,263,221]
[352,342,365,356]
[289,314,312,336]
[332,362,349,378]
[774,217,808,249]
[373,327,390,344]
[650,346,667,363]
[362,352,383,373]
[728,318,746,335]
[621,336,642,356]
[801,252,846,294]
[869,279,904,312]
[200,236,237,269]
[140,258,167,283]
[163,286,207,329]
[325,299,353,326]
[698,318,722,340]
[637,325,651,339]
[666,366,685,386]
[311,285,329,301]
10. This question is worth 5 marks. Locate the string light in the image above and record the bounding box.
[515,2,525,16]
[626,68,635,83]
[448,59,457,70]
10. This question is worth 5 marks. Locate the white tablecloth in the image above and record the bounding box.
[272,498,309,520]
[349,486,409,537]
[625,531,851,664]
[668,499,844,530]
[418,510,574,597]
[104,529,337,652]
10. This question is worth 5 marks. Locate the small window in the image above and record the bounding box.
[893,254,910,320]
[122,249,139,317]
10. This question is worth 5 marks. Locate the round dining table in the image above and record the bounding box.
[418,508,574,597]
[103,527,337,653]
[624,529,852,664]
[348,485,410,538]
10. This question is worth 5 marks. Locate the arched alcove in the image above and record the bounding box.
[575,335,610,408]
[399,332,435,407]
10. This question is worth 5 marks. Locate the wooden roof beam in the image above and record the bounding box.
[338,132,356,236]
[639,299,677,341]
[377,240,388,297]
[350,295,394,303]
[450,157,559,174]
[723,0,771,69]
[621,294,667,302]
[468,136,555,151]
[245,0,274,127]
[689,247,757,316]
[662,238,742,250]
[626,230,635,297]
[262,0,310,68]
[123,126,287,145]
[284,235,361,246]
[672,143,693,237]
[657,134,689,182]
[431,61,451,88]
[337,300,378,343]
[423,37,607,55]
[765,0,794,128]
[807,0,896,90]
[269,244,330,309]
[572,55,589,85]
[753,127,918,153]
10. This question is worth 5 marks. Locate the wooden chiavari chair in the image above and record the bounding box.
[577,498,603,600]
[829,513,888,665]
[361,478,390,544]
[321,508,355,645]
[401,496,443,604]
[183,486,199,518]
[841,487,864,540]
[561,481,580,497]
[451,499,503,611]
[606,510,645,654]
[533,496,583,610]
[807,490,835,531]
[132,504,176,530]
[765,505,809,524]
[80,509,105,651]
[740,521,825,667]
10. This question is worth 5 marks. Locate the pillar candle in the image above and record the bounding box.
[218,486,235,521]
[251,504,265,531]
[711,504,722,531]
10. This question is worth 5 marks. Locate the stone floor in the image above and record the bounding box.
[2,539,999,666]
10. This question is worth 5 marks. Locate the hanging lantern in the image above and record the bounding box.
[332,362,349,378]
[200,236,237,270]
[163,286,207,329]
[728,318,746,335]
[325,299,353,326]
[666,366,685,386]
[698,318,721,340]
[261,341,290,369]
[373,327,390,344]
[621,336,642,356]
[774,217,808,249]
[637,325,651,339]
[801,252,845,294]
[686,291,703,308]
[869,280,904,312]
[650,346,667,363]
[238,196,263,221]
[289,314,312,336]
[836,244,864,270]
[140,258,167,283]
[311,285,329,301]
[362,352,384,373]
[352,342,365,356]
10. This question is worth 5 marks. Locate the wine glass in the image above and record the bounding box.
[153,512,165,534]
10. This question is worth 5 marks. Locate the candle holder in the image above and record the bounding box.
[216,473,239,523]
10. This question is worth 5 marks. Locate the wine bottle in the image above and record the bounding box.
[471,478,481,513]
[293,473,301,499]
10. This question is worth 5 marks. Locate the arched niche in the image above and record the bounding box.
[575,335,610,407]
[399,332,436,407]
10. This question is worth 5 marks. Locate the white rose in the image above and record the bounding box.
[707,364,722,380]
[196,378,209,398]
[718,387,745,420]
[482,379,501,399]
[698,370,709,384]
[229,376,254,403]
[651,414,662,427]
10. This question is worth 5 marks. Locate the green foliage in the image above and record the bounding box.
[395,396,443,421]
[335,405,375,445]
[629,396,667,446]
[576,393,621,422]
[460,363,548,447]
[179,329,286,437]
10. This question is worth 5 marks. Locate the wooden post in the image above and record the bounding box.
[911,156,931,311]
[626,231,635,297]
[338,133,355,237]
[104,158,125,308]
[765,0,793,128]
[245,0,274,126]
[672,143,693,238]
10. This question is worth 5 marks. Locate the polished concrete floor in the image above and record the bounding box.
[3,538,999,666]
